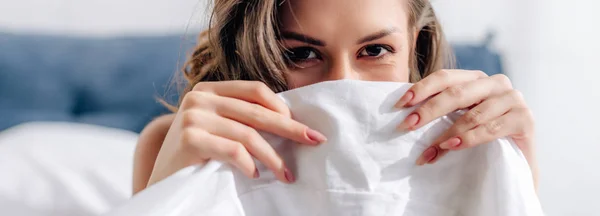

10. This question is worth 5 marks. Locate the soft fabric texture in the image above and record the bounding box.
[0,122,138,216]
[107,80,543,216]
[0,31,504,133]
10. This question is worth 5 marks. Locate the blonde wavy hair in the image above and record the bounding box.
[172,0,453,108]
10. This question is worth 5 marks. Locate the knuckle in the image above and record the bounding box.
[181,110,205,127]
[492,74,513,88]
[484,120,503,135]
[418,99,438,118]
[410,82,425,94]
[192,81,214,92]
[463,109,483,125]
[181,91,210,108]
[473,70,488,78]
[250,81,271,98]
[434,70,452,82]
[239,128,261,146]
[447,85,465,98]
[277,106,292,118]
[226,144,245,161]
[180,128,202,149]
[509,89,525,102]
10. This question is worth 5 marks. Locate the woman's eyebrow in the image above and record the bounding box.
[357,27,398,44]
[281,31,325,46]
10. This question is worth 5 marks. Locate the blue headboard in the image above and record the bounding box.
[452,33,503,76]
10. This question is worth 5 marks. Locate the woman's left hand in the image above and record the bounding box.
[395,69,536,168]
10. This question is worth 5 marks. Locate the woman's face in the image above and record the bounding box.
[280,0,412,89]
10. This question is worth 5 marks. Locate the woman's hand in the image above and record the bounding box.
[394,70,536,169]
[146,81,327,187]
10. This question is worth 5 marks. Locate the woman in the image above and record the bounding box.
[132,0,537,194]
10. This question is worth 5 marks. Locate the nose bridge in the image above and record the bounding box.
[327,55,357,80]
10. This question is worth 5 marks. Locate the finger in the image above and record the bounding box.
[416,145,441,166]
[213,94,326,145]
[421,110,527,166]
[448,89,526,135]
[420,89,524,165]
[212,118,292,183]
[182,91,326,145]
[416,132,450,166]
[416,111,519,165]
[395,69,488,108]
[192,81,292,117]
[182,110,294,183]
[398,74,513,131]
[181,128,257,178]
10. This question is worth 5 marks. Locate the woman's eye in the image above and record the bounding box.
[285,47,319,62]
[358,44,393,58]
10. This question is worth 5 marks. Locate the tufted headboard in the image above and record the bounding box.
[0,32,503,132]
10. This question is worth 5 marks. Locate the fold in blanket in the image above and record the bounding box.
[107,80,543,216]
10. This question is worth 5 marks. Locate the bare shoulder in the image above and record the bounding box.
[142,114,176,135]
[133,113,176,194]
[136,113,176,150]
[136,113,176,156]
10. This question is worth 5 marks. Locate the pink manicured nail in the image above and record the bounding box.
[395,90,415,108]
[439,137,462,149]
[398,113,420,131]
[284,168,295,183]
[306,128,327,144]
[253,168,260,178]
[416,147,438,166]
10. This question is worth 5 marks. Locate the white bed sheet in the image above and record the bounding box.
[108,80,543,216]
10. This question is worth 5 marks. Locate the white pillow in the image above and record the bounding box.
[0,122,138,216]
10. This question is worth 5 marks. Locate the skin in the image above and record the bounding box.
[132,0,537,194]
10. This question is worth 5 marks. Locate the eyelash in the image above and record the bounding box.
[357,44,395,60]
[285,47,322,62]
[284,44,396,65]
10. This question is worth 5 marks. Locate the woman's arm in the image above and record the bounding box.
[132,114,175,195]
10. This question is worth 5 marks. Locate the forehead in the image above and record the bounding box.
[279,0,409,34]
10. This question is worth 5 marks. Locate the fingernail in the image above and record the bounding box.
[284,168,295,183]
[395,90,414,108]
[416,147,438,166]
[253,168,260,178]
[398,113,420,131]
[306,128,327,144]
[427,150,446,165]
[439,137,462,150]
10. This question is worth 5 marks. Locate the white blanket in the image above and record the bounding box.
[107,80,543,216]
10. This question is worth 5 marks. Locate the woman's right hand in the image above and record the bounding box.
[146,81,327,187]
